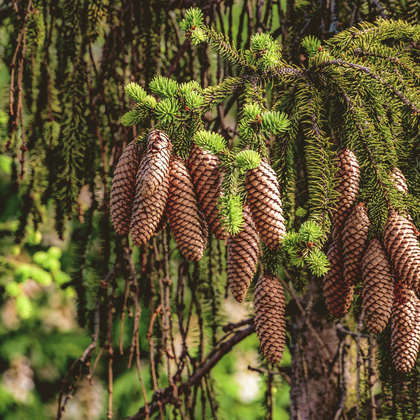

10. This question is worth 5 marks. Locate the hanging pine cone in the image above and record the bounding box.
[188,144,228,240]
[342,203,370,286]
[391,283,420,373]
[167,156,207,261]
[384,210,420,293]
[361,238,394,334]
[390,167,408,194]
[137,130,171,198]
[253,273,287,364]
[323,239,354,318]
[110,141,141,235]
[130,154,169,246]
[332,149,360,237]
[227,204,259,302]
[245,159,286,250]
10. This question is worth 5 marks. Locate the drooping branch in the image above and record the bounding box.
[128,324,255,419]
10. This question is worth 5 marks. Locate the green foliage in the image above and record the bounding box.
[193,131,226,154]
[218,195,244,235]
[301,36,322,57]
[281,222,329,276]
[235,150,261,172]
[149,76,178,98]
[125,82,147,103]
[179,8,204,31]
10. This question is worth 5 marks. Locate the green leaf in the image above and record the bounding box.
[235,150,261,171]
[121,111,140,126]
[125,82,147,102]
[194,131,226,154]
[180,8,204,31]
[304,249,329,276]
[149,76,178,98]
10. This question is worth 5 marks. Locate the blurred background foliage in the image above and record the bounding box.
[1,0,419,418]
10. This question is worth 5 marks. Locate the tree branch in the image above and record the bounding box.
[128,324,255,419]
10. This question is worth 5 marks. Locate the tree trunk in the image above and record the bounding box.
[289,278,349,420]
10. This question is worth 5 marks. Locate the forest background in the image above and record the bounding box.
[1,0,420,419]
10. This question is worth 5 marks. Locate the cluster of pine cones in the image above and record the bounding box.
[110,130,288,364]
[324,149,420,373]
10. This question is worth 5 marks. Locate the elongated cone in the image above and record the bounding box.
[391,283,420,373]
[323,238,354,318]
[137,130,171,198]
[167,156,207,261]
[332,149,360,238]
[227,204,259,302]
[188,144,228,240]
[245,159,286,250]
[384,211,420,293]
[110,141,141,235]
[342,203,370,286]
[253,273,287,364]
[390,167,408,194]
[130,154,170,246]
[361,238,393,334]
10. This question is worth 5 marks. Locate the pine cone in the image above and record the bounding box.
[342,203,370,286]
[130,154,169,246]
[110,141,141,235]
[391,284,420,373]
[245,159,286,250]
[384,211,420,293]
[137,130,171,198]
[167,156,207,261]
[154,211,167,235]
[390,167,408,194]
[188,144,228,240]
[253,273,287,364]
[361,238,393,334]
[227,204,259,302]
[323,239,354,318]
[332,149,360,236]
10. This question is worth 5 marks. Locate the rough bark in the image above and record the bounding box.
[289,278,343,420]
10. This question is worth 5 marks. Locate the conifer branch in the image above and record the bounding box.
[319,59,420,114]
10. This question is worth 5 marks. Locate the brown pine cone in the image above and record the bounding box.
[342,203,370,286]
[188,144,228,240]
[130,154,169,246]
[384,211,420,293]
[390,167,408,194]
[253,273,287,364]
[167,156,207,261]
[245,159,286,250]
[137,130,171,198]
[110,141,141,235]
[227,204,259,302]
[323,239,354,318]
[361,238,393,334]
[332,149,360,237]
[154,211,167,235]
[391,283,420,373]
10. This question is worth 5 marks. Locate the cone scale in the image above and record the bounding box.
[130,152,170,246]
[227,204,259,302]
[342,203,370,286]
[188,144,228,240]
[110,141,141,235]
[253,273,287,364]
[391,284,420,373]
[361,238,393,334]
[332,148,360,238]
[323,238,354,318]
[137,130,171,199]
[245,159,286,250]
[167,156,207,262]
[384,211,420,294]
